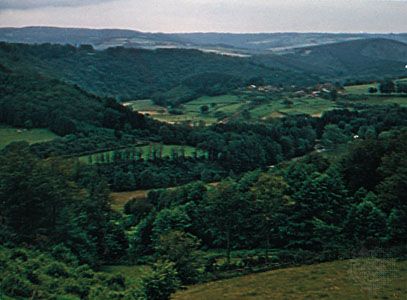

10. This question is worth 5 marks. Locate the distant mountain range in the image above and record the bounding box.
[1,26,407,54]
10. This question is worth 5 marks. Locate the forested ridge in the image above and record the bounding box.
[0,42,319,101]
[1,39,407,299]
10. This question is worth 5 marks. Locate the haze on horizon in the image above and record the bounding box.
[0,0,406,33]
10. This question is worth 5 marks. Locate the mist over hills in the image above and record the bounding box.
[1,26,407,54]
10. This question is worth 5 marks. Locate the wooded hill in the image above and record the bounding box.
[256,38,407,82]
[0,42,318,101]
[0,64,149,136]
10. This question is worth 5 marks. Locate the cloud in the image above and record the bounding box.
[0,0,118,10]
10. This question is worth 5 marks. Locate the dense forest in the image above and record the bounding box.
[0,42,318,101]
[1,126,406,299]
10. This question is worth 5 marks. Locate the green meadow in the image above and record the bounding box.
[0,126,58,149]
[174,259,407,300]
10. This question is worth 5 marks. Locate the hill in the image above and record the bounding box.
[174,259,407,300]
[1,27,407,53]
[0,26,184,50]
[0,42,318,100]
[256,38,407,81]
[0,63,147,136]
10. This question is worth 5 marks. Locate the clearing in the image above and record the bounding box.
[111,190,148,212]
[174,259,407,300]
[0,126,58,149]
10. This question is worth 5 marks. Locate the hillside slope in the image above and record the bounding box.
[174,259,407,300]
[0,62,147,135]
[0,42,317,100]
[256,38,407,81]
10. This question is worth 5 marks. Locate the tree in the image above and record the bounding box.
[329,89,338,101]
[282,99,293,108]
[341,139,385,192]
[396,83,407,94]
[387,209,407,245]
[321,124,350,149]
[284,168,349,250]
[344,193,387,248]
[379,80,395,94]
[200,105,209,114]
[139,260,180,300]
[155,230,201,284]
[252,174,290,262]
[204,180,250,264]
[368,87,378,94]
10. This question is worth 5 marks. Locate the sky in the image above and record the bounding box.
[0,0,406,33]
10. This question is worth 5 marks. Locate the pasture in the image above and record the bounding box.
[345,83,378,95]
[126,94,341,124]
[345,78,407,95]
[250,97,338,119]
[174,259,407,300]
[0,126,58,149]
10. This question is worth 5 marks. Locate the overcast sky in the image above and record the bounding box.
[0,0,406,33]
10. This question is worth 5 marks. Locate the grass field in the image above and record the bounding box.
[124,95,245,124]
[79,144,206,164]
[0,126,58,149]
[345,83,378,95]
[110,190,148,212]
[125,95,341,124]
[251,97,338,119]
[174,259,407,300]
[345,78,407,95]
[110,181,220,212]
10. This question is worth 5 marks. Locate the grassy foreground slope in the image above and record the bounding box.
[174,259,407,300]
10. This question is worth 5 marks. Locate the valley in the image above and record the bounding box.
[0,27,406,300]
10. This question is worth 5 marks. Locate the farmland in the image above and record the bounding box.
[174,259,407,300]
[0,126,58,149]
[344,83,378,94]
[344,77,407,95]
[125,94,340,124]
[126,90,407,126]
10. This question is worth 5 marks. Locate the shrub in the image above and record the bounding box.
[0,274,33,298]
[45,262,69,278]
[51,244,79,266]
[63,279,90,298]
[75,264,94,279]
[10,249,28,261]
[106,274,126,291]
